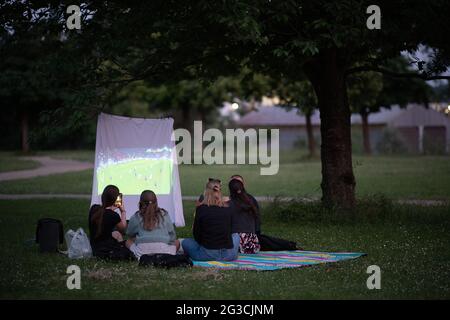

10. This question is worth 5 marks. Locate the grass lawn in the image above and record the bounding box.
[0,150,449,200]
[0,199,449,299]
[37,150,95,163]
[0,152,41,173]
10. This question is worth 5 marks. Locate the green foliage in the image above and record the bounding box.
[430,80,450,101]
[377,57,434,108]
[266,195,398,224]
[30,109,96,149]
[275,80,318,116]
[106,78,232,128]
[376,128,408,155]
[2,0,450,150]
[424,131,447,155]
[348,71,383,114]
[265,195,450,229]
[104,68,273,129]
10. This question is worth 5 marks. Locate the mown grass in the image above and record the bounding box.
[0,151,449,200]
[0,198,449,299]
[0,152,41,173]
[37,150,95,163]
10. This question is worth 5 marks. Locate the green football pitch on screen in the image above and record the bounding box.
[97,158,173,195]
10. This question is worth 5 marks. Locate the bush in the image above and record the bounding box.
[264,195,450,226]
[376,128,408,155]
[293,137,307,149]
[423,134,447,155]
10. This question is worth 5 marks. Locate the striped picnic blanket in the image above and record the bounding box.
[192,250,365,271]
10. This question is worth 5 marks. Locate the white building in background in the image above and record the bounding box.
[236,103,450,154]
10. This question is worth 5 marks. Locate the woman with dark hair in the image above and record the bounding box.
[88,185,131,260]
[228,179,261,254]
[125,190,179,260]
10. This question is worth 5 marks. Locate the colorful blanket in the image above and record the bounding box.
[192,250,366,271]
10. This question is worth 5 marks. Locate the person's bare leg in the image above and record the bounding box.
[111,231,123,242]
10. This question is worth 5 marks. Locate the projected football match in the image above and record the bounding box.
[96,147,173,195]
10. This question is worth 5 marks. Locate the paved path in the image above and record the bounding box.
[0,194,447,206]
[0,156,93,182]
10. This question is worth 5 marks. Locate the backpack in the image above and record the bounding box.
[35,218,64,253]
[139,254,193,269]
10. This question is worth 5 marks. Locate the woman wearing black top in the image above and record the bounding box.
[182,180,239,261]
[88,185,131,260]
[229,179,261,254]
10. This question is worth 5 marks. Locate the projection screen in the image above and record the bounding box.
[90,113,184,227]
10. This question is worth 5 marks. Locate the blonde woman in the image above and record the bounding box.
[195,178,229,207]
[182,180,239,261]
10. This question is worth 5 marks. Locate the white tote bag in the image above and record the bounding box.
[66,228,93,259]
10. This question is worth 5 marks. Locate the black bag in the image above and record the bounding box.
[258,234,298,251]
[35,218,64,253]
[92,239,133,261]
[139,254,193,269]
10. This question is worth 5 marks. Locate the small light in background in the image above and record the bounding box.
[445,105,450,114]
[273,96,280,105]
[231,103,239,110]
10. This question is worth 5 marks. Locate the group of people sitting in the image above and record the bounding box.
[88,174,262,261]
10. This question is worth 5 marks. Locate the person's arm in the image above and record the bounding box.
[126,214,138,238]
[167,221,177,245]
[163,210,177,245]
[195,194,204,207]
[115,205,127,232]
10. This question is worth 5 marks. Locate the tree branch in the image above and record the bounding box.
[346,65,450,81]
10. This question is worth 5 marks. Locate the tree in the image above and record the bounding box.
[347,72,383,155]
[3,1,450,208]
[0,1,101,152]
[430,80,450,102]
[347,57,433,155]
[234,0,450,207]
[237,70,272,111]
[377,57,434,108]
[274,80,318,157]
[106,75,246,131]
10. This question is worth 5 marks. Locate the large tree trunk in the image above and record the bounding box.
[304,49,356,208]
[20,109,30,153]
[361,111,371,155]
[305,111,316,157]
